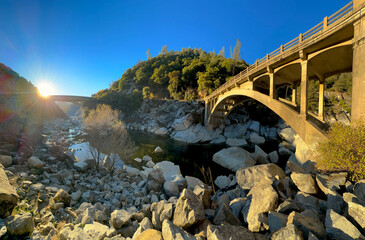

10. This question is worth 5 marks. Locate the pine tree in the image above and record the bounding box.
[146,49,151,60]
[160,45,168,55]
[218,47,225,57]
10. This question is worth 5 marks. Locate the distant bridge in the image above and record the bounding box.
[204,0,365,149]
[48,95,92,103]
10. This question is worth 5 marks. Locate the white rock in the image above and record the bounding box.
[171,124,212,144]
[84,222,109,240]
[146,161,155,168]
[155,161,183,182]
[278,127,296,143]
[213,147,256,172]
[134,158,142,163]
[154,147,163,153]
[143,155,152,162]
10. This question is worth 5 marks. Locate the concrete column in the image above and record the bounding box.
[300,60,308,116]
[292,82,297,105]
[318,77,325,121]
[269,73,275,98]
[204,101,208,126]
[352,2,365,121]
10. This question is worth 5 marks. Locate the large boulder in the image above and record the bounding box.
[84,222,109,240]
[0,166,18,218]
[172,114,195,131]
[172,124,212,143]
[249,132,265,145]
[0,155,12,167]
[110,209,132,229]
[162,220,196,240]
[173,189,205,228]
[291,172,318,194]
[213,203,241,226]
[5,213,34,236]
[271,224,304,240]
[287,211,326,239]
[354,179,365,202]
[155,161,183,182]
[316,172,347,195]
[278,127,296,143]
[224,124,247,138]
[247,179,279,232]
[325,209,364,240]
[236,163,285,190]
[213,147,256,172]
[343,192,365,229]
[226,138,248,147]
[207,224,255,240]
[27,156,44,169]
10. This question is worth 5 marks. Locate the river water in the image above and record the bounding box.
[125,131,280,183]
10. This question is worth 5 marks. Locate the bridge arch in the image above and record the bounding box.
[208,89,325,149]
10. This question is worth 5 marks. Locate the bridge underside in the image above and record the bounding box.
[205,1,365,149]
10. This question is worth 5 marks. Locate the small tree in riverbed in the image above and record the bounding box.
[83,104,136,173]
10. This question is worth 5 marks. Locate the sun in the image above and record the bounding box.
[37,82,55,97]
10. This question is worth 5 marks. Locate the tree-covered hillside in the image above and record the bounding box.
[92,43,248,113]
[0,63,36,94]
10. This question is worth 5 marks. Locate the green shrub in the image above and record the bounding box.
[317,121,365,181]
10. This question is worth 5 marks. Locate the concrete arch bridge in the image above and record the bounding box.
[204,0,365,149]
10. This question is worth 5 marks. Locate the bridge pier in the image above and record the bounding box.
[352,0,365,121]
[318,77,325,122]
[300,58,308,117]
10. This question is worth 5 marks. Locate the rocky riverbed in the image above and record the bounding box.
[0,101,365,239]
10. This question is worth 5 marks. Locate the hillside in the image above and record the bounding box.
[92,47,248,113]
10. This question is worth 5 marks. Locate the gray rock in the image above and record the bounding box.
[316,172,347,195]
[54,189,72,205]
[247,179,279,232]
[278,147,293,157]
[271,223,304,240]
[110,209,132,229]
[354,179,365,202]
[226,138,249,147]
[236,163,286,190]
[185,176,205,190]
[250,132,265,145]
[193,185,212,209]
[287,211,326,239]
[68,228,93,240]
[294,191,320,211]
[71,190,82,202]
[162,219,195,240]
[229,197,247,219]
[268,211,288,233]
[173,189,205,228]
[0,166,18,218]
[213,147,256,172]
[254,145,269,164]
[276,199,301,214]
[5,213,34,236]
[154,146,163,153]
[278,127,296,143]
[224,124,247,138]
[343,192,365,230]
[0,155,12,167]
[248,121,260,132]
[163,181,179,198]
[84,222,110,240]
[74,162,88,172]
[268,151,279,164]
[213,203,241,226]
[27,156,44,169]
[325,209,365,240]
[327,191,344,213]
[291,172,318,194]
[207,224,255,240]
[214,175,231,189]
[154,127,168,135]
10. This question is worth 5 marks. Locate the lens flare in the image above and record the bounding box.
[37,82,55,97]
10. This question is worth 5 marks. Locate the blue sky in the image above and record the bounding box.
[0,0,349,96]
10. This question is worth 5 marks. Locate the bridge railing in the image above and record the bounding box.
[206,1,353,101]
